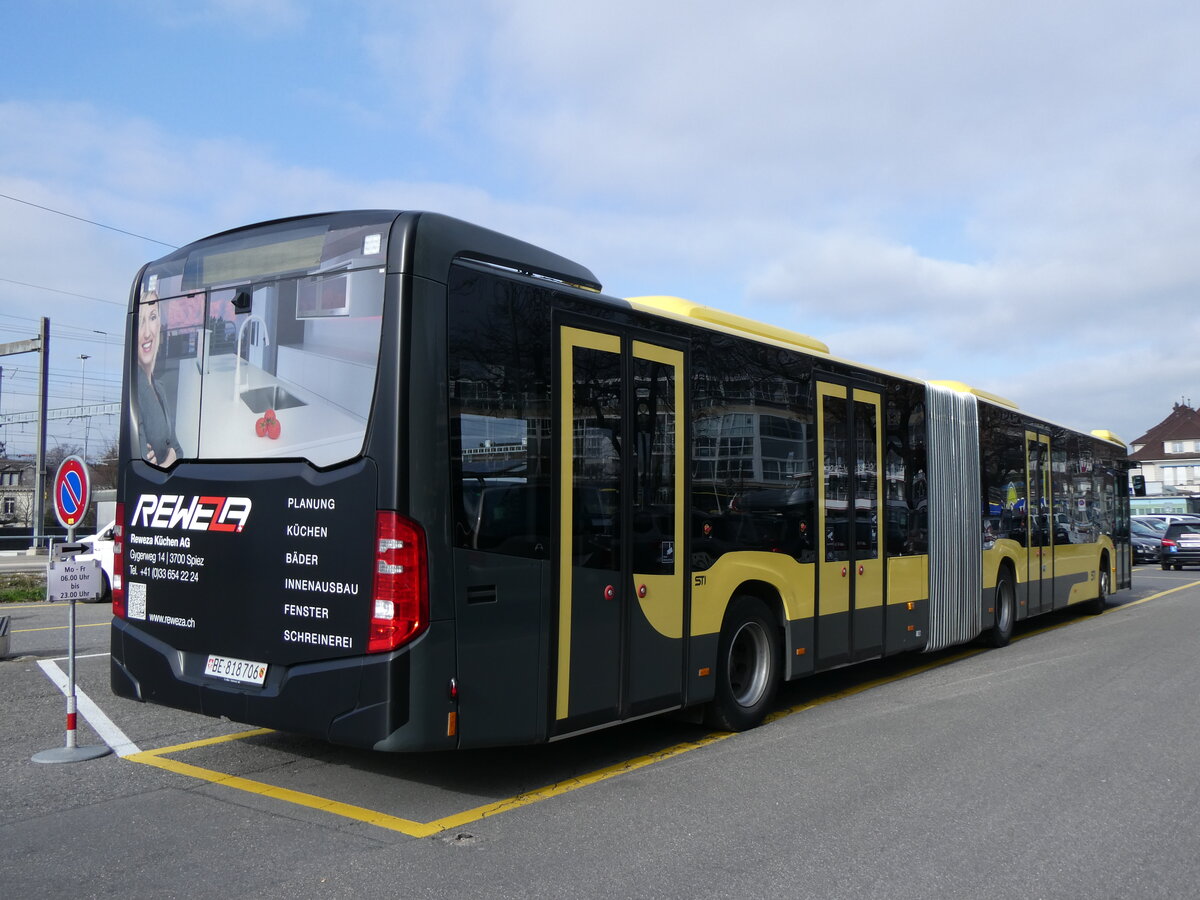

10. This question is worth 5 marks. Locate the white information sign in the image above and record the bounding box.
[47,558,102,603]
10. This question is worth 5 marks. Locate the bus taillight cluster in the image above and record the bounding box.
[112,502,126,618]
[368,511,429,653]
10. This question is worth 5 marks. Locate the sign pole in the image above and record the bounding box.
[33,456,110,764]
[66,522,79,750]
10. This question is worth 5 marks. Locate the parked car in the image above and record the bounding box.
[1159,521,1200,570]
[1131,520,1163,564]
[1132,515,1167,532]
[74,521,115,603]
[1135,514,1200,530]
[1133,519,1162,536]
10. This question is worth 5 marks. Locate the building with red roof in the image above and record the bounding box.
[1129,402,1200,505]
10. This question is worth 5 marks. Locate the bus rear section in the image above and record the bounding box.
[111,210,605,751]
[110,211,452,750]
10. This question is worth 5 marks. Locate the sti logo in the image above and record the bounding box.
[131,494,253,533]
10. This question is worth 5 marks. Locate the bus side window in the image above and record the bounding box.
[447,265,552,561]
[473,484,549,559]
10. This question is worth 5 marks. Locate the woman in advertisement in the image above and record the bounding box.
[135,292,181,467]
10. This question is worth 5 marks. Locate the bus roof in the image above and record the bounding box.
[624,296,1125,450]
[627,296,831,354]
[134,210,603,311]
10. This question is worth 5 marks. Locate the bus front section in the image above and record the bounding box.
[110,211,457,751]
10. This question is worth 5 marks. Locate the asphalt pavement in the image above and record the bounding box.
[2,568,1199,899]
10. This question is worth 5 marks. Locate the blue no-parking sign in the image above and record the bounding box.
[53,456,90,529]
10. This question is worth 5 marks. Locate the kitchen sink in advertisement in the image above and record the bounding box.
[122,460,378,667]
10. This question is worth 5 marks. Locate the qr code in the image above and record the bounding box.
[127,582,147,620]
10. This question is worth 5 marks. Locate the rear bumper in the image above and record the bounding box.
[1159,550,1200,567]
[111,617,458,751]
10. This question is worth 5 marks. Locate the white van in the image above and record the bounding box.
[74,521,115,603]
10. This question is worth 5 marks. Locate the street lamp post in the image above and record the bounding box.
[78,354,90,403]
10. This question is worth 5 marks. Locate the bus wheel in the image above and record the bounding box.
[1088,556,1109,615]
[985,571,1015,648]
[705,595,779,732]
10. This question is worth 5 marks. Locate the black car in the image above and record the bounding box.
[1132,519,1164,564]
[1159,522,1200,570]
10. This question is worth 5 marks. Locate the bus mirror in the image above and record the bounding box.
[232,290,252,312]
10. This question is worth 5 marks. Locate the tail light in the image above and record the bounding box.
[112,502,126,618]
[1162,539,1177,549]
[368,511,428,652]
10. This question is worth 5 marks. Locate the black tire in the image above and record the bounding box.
[1162,561,1170,571]
[985,569,1015,648]
[1088,556,1109,615]
[1175,563,1184,571]
[705,595,780,732]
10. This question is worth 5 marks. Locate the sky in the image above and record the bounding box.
[2,0,1199,461]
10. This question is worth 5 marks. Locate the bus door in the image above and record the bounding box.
[816,381,884,667]
[1025,432,1052,615]
[555,325,686,735]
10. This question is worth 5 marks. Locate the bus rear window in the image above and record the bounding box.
[131,215,390,468]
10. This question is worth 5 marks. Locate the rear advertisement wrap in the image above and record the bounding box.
[122,460,378,666]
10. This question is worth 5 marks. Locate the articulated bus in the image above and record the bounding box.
[111,211,1131,750]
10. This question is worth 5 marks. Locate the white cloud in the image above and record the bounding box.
[440,0,1200,213]
[4,0,1200,454]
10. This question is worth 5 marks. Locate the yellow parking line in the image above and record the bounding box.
[425,731,735,834]
[1119,579,1200,608]
[127,726,736,837]
[15,622,109,633]
[132,728,275,756]
[122,580,1200,837]
[128,728,436,835]
[130,748,437,836]
[125,646,990,837]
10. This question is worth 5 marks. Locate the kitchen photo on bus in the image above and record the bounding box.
[130,219,385,470]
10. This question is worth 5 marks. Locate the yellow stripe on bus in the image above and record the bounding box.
[556,326,622,721]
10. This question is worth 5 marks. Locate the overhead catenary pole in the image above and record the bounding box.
[33,317,49,550]
[79,353,91,461]
[0,320,49,549]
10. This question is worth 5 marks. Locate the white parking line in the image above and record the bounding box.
[37,658,141,757]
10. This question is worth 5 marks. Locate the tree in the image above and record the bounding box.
[44,443,85,473]
[89,438,119,492]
